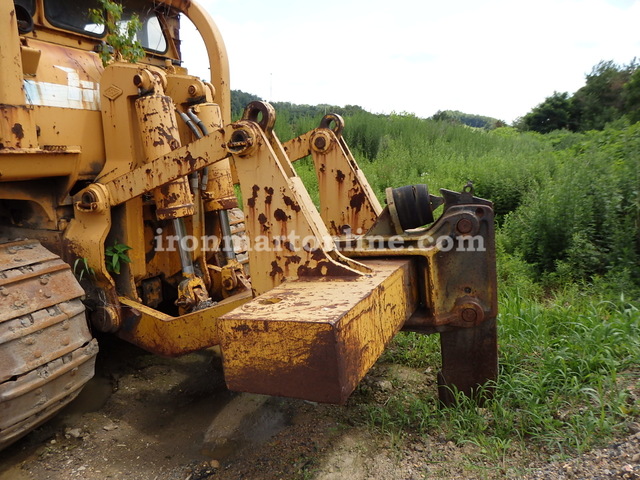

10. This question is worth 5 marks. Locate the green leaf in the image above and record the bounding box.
[88,0,145,67]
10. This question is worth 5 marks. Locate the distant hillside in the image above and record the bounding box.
[430,110,505,129]
[229,90,512,165]
[231,90,372,122]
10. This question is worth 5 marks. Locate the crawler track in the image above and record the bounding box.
[0,239,97,450]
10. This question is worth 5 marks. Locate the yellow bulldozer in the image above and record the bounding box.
[0,0,498,450]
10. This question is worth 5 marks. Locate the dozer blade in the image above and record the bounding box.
[218,259,418,404]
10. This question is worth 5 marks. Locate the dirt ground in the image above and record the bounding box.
[0,335,638,480]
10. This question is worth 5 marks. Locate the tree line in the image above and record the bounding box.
[232,57,640,136]
[517,59,640,133]
[230,90,369,122]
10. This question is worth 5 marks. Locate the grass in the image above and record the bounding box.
[358,283,640,465]
[272,107,640,466]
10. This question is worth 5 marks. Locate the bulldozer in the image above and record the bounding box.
[0,0,498,450]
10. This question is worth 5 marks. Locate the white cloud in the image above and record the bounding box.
[181,0,640,123]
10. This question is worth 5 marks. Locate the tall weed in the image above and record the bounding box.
[503,124,640,283]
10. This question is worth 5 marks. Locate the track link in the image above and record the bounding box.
[0,239,98,450]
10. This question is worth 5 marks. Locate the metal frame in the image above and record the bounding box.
[1,0,497,406]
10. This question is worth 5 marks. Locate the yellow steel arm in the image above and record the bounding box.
[283,114,382,236]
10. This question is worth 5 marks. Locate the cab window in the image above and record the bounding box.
[132,2,167,53]
[44,0,168,53]
[14,0,36,16]
[44,0,105,36]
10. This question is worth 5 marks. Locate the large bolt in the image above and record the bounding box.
[311,131,332,153]
[457,302,485,326]
[456,218,473,235]
[461,308,477,323]
[187,83,205,98]
[226,129,254,155]
[222,277,235,290]
[133,69,155,91]
[92,305,121,333]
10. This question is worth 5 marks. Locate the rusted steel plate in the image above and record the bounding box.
[0,240,58,272]
[0,340,97,450]
[0,105,38,150]
[0,240,84,324]
[105,130,228,207]
[0,240,97,450]
[117,289,252,357]
[0,299,90,382]
[310,129,382,236]
[282,131,313,161]
[438,317,498,405]
[232,125,368,296]
[283,122,382,236]
[218,259,418,404]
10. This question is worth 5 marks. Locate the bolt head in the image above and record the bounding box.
[456,218,473,234]
[314,136,327,149]
[461,307,478,323]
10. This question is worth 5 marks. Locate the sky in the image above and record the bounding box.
[180,0,640,124]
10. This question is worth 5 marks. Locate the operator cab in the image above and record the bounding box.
[13,0,183,66]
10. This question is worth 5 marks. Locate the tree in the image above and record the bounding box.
[624,67,640,124]
[430,110,503,129]
[231,90,262,119]
[431,110,456,123]
[570,60,636,131]
[521,92,572,133]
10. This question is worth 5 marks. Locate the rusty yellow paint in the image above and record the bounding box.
[191,102,238,212]
[283,119,382,236]
[1,0,230,177]
[134,80,194,220]
[0,0,28,107]
[1,31,104,176]
[118,198,147,288]
[97,62,143,184]
[0,0,38,149]
[282,131,313,162]
[339,203,498,330]
[162,0,231,121]
[62,184,121,332]
[0,0,498,417]
[310,127,382,236]
[102,131,230,207]
[0,146,81,181]
[229,118,369,296]
[117,289,252,356]
[218,259,418,403]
